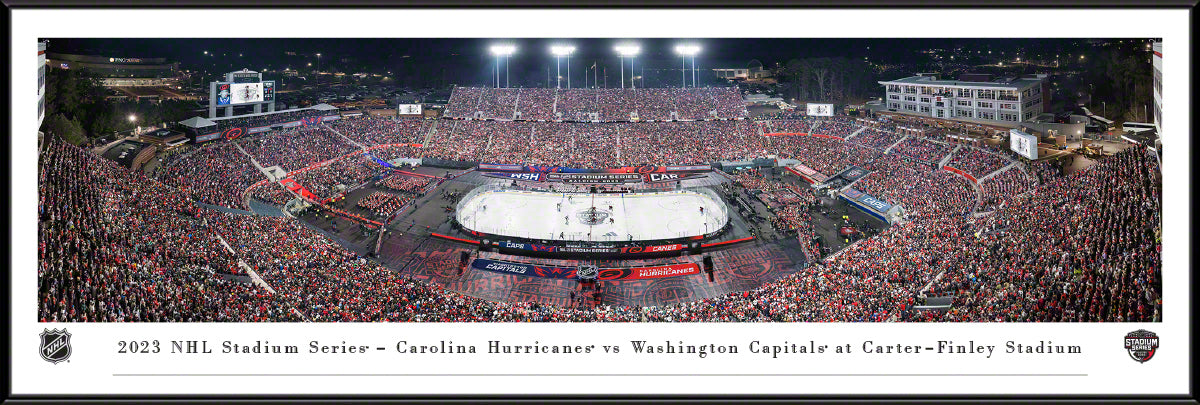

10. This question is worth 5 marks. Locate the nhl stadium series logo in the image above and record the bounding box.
[40,328,72,364]
[1124,329,1158,363]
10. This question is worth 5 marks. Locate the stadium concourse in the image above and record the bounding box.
[39,86,1162,322]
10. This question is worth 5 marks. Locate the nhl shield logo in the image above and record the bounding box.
[40,328,72,364]
[1124,329,1158,363]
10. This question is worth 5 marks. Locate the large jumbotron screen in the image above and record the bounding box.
[230,82,264,105]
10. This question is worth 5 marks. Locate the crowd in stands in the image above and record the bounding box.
[156,142,261,209]
[213,109,328,131]
[516,88,556,121]
[443,87,746,121]
[38,137,299,322]
[240,127,359,172]
[851,128,906,151]
[40,103,1161,323]
[250,183,295,205]
[855,155,976,219]
[908,147,1161,322]
[890,137,956,163]
[1031,159,1065,184]
[945,147,1011,178]
[326,116,430,147]
[759,118,817,134]
[816,116,863,138]
[378,174,434,194]
[978,168,1036,212]
[771,134,880,177]
[355,191,410,218]
[290,156,381,200]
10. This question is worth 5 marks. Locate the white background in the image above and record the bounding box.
[230,82,264,104]
[12,8,1191,396]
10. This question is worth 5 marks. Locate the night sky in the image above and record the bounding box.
[44,38,1122,87]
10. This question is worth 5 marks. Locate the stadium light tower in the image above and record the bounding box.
[675,44,700,88]
[614,44,640,89]
[490,45,516,88]
[551,45,576,89]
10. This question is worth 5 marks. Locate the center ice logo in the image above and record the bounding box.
[575,208,612,225]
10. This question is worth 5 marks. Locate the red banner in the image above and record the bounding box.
[597,263,700,280]
[618,244,683,254]
[629,263,700,279]
[942,165,978,183]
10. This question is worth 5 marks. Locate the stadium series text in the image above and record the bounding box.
[115,339,1082,359]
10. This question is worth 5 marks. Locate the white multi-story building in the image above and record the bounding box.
[878,74,1046,125]
[1152,40,1161,133]
[38,41,47,129]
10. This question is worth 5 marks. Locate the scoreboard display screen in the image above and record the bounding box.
[398,104,423,115]
[263,81,275,102]
[1009,129,1038,160]
[230,83,264,105]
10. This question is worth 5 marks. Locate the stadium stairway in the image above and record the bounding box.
[977,161,1020,182]
[843,126,869,140]
[938,145,962,168]
[322,122,367,150]
[883,134,910,154]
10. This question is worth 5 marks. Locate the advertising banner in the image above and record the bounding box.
[838,166,872,183]
[195,132,222,143]
[598,263,701,280]
[617,244,683,254]
[470,258,576,279]
[483,172,544,182]
[471,259,699,280]
[279,120,303,128]
[545,173,644,184]
[840,188,892,221]
[248,126,273,134]
[665,165,712,172]
[321,115,341,122]
[644,173,702,183]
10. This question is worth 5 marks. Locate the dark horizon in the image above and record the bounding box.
[42,38,1150,88]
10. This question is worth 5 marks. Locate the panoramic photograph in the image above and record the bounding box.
[36,37,1163,323]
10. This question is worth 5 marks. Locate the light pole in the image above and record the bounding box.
[316,53,321,86]
[675,45,700,88]
[551,45,575,89]
[490,45,516,88]
[614,44,639,89]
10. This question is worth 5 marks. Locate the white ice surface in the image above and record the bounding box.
[457,190,728,242]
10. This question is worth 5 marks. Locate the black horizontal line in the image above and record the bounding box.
[113,373,1087,377]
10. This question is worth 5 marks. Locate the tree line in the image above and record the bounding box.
[40,68,199,145]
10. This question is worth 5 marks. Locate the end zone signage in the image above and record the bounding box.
[644,173,702,183]
[546,173,644,184]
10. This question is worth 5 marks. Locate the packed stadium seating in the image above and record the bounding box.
[38,87,1162,323]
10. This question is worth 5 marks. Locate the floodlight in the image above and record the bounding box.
[550,45,576,56]
[614,45,640,56]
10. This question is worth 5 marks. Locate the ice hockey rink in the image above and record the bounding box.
[456,189,729,242]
